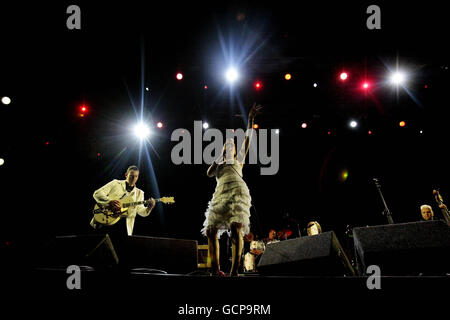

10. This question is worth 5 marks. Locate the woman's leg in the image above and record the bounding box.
[230,222,243,276]
[206,227,220,274]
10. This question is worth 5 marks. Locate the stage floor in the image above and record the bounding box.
[2,267,449,301]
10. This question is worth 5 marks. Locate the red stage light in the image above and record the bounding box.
[204,85,208,89]
[340,72,348,80]
[80,104,88,112]
[253,123,259,129]
[362,82,369,89]
[368,130,372,135]
[79,104,88,117]
[254,81,262,90]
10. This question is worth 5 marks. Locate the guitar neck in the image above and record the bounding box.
[122,198,162,208]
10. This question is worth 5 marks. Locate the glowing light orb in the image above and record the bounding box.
[133,123,150,139]
[225,68,238,83]
[1,96,11,105]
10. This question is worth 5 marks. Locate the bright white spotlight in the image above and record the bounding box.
[349,120,358,128]
[0,158,4,166]
[133,123,150,139]
[225,68,238,83]
[203,122,209,129]
[1,96,11,105]
[390,72,406,85]
[275,129,280,134]
[313,83,318,88]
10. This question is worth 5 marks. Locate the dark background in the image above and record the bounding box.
[0,1,448,256]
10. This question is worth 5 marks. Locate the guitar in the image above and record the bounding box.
[93,196,175,226]
[433,190,450,226]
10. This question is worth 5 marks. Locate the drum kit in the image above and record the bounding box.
[243,228,294,272]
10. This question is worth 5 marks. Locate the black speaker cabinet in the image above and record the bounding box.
[34,234,198,274]
[34,234,119,268]
[353,220,450,275]
[113,235,198,274]
[257,231,355,276]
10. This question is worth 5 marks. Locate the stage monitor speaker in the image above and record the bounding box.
[353,220,450,276]
[257,231,355,276]
[34,234,119,268]
[113,235,198,274]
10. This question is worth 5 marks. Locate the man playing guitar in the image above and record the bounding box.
[90,165,156,236]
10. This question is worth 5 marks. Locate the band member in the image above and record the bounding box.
[201,103,262,276]
[91,165,156,236]
[243,232,265,273]
[264,229,277,245]
[420,204,434,221]
[307,221,322,236]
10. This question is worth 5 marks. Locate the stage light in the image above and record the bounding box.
[327,131,331,135]
[284,73,292,80]
[1,96,11,105]
[340,72,348,81]
[349,120,358,128]
[253,123,259,129]
[399,121,406,127]
[368,130,373,135]
[390,72,405,85]
[45,141,50,145]
[362,82,370,89]
[145,87,149,91]
[339,169,349,182]
[133,122,150,139]
[313,83,318,88]
[254,81,262,90]
[203,122,209,129]
[225,68,238,83]
[0,158,4,166]
[79,104,88,116]
[156,121,163,128]
[301,122,307,129]
[204,85,208,90]
[97,153,101,157]
[275,129,280,134]
[176,72,183,80]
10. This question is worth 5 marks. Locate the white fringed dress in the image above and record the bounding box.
[201,160,252,238]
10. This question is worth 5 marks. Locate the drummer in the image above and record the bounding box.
[264,229,280,245]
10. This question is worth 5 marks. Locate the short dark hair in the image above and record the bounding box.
[126,165,139,173]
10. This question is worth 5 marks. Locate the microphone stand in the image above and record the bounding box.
[296,223,301,237]
[373,178,394,224]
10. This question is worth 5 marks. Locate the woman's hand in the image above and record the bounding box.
[249,103,262,120]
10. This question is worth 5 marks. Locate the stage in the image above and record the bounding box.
[2,267,449,301]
